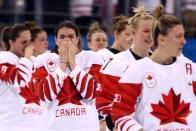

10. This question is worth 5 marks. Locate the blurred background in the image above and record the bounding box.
[0,0,195,61]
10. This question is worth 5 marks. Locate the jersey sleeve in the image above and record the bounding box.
[31,65,68,102]
[96,58,124,115]
[0,57,33,89]
[69,65,98,100]
[111,64,143,131]
[22,53,68,102]
[69,51,104,100]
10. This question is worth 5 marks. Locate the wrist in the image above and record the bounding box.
[70,63,76,70]
[59,62,67,71]
[25,55,31,60]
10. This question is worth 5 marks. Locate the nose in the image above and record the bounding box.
[182,37,186,45]
[148,32,152,39]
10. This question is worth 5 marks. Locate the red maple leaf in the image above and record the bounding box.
[57,77,82,106]
[150,88,192,125]
[147,75,153,80]
[48,61,54,65]
[19,81,40,105]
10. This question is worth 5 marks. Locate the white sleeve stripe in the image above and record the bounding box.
[75,71,86,92]
[19,71,31,83]
[17,64,31,71]
[85,77,94,99]
[17,65,32,80]
[46,76,58,101]
[116,116,142,131]
[51,73,63,92]
[43,81,47,101]
[80,74,91,98]
[18,57,33,69]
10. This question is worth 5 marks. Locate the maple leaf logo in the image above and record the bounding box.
[19,81,40,105]
[150,88,192,125]
[57,77,82,106]
[47,59,56,72]
[48,61,54,65]
[147,75,153,80]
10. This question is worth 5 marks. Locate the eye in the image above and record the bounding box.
[144,29,150,33]
[176,34,183,38]
[68,34,74,38]
[59,35,65,39]
[103,39,107,42]
[40,38,45,41]
[95,39,101,42]
[126,33,130,36]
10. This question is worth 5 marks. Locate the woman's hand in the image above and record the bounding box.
[67,38,79,70]
[58,39,68,71]
[24,44,36,60]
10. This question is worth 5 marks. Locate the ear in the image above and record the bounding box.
[113,30,118,39]
[87,42,91,49]
[157,34,165,44]
[9,39,14,47]
[131,29,136,39]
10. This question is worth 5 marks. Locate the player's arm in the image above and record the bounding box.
[111,65,143,131]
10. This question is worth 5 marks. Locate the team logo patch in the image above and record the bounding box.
[144,72,156,88]
[1,66,7,74]
[47,59,56,72]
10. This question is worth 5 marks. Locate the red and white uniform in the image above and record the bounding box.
[111,57,196,131]
[96,49,137,115]
[0,51,44,131]
[32,50,104,131]
[96,49,151,115]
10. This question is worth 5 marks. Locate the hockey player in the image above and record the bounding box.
[0,24,38,131]
[111,5,196,131]
[87,22,108,52]
[28,20,104,131]
[16,21,50,131]
[97,15,132,61]
[24,21,49,57]
[96,5,154,131]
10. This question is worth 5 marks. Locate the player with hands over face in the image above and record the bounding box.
[25,20,104,131]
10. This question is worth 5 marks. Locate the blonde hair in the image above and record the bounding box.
[128,4,154,30]
[152,5,182,47]
[87,22,106,42]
